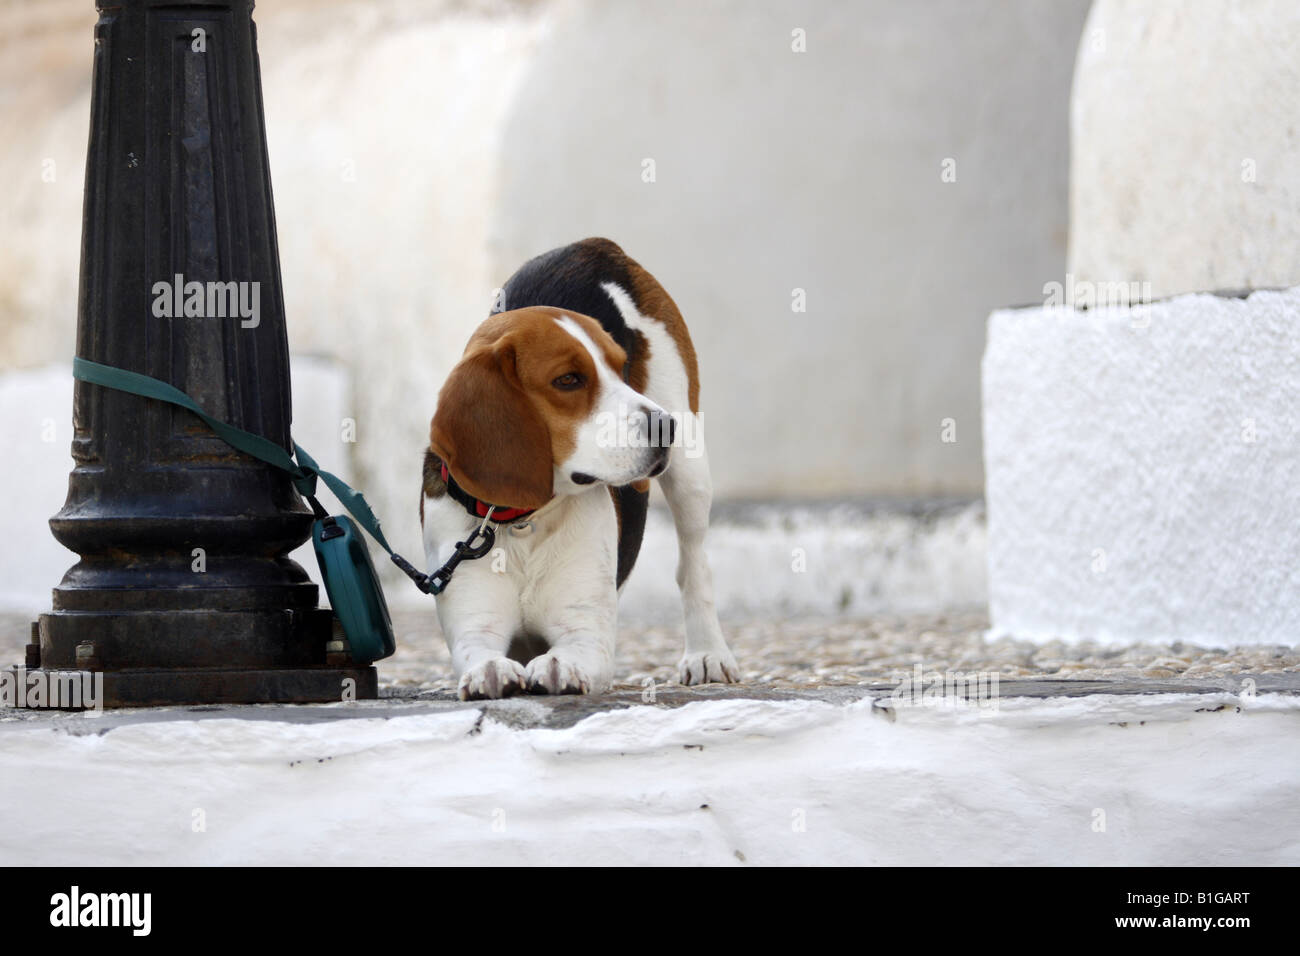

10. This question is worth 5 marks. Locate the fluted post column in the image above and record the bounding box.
[32,0,377,706]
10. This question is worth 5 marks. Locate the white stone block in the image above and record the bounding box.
[0,366,77,614]
[983,287,1300,647]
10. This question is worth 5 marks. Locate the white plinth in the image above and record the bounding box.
[983,287,1300,647]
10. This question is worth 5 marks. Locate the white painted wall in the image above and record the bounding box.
[490,0,1090,498]
[1070,0,1300,298]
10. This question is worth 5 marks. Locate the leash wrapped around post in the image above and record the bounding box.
[68,357,486,664]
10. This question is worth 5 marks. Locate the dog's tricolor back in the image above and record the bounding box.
[496,238,697,587]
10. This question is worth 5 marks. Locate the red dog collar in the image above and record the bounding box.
[439,462,538,524]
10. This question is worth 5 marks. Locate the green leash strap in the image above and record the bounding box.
[72,356,399,559]
[73,355,409,663]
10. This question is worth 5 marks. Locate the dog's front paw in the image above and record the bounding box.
[678,650,740,686]
[525,653,593,695]
[458,658,529,701]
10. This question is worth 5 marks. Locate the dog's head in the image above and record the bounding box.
[430,307,674,510]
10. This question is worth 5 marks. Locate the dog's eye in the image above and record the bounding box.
[552,373,584,391]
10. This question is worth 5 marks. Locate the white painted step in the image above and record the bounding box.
[0,692,1293,865]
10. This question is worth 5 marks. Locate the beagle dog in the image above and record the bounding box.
[421,238,739,700]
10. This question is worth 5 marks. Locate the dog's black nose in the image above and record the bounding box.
[647,409,675,448]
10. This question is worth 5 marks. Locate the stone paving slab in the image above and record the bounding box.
[2,609,1296,732]
[2,673,1295,735]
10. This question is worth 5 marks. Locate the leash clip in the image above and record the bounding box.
[418,507,499,595]
[460,505,498,560]
[460,523,496,559]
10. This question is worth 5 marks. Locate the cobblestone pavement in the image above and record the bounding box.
[4,610,1296,701]
[382,609,1300,696]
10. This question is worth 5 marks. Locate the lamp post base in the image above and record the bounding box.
[9,663,379,710]
[23,609,380,707]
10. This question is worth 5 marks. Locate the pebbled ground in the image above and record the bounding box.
[3,610,1296,713]
[380,608,1299,697]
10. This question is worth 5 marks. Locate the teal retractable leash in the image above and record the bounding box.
[71,357,486,664]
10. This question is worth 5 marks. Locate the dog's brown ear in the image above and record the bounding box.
[430,340,554,510]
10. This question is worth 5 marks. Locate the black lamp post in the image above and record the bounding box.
[29,0,378,706]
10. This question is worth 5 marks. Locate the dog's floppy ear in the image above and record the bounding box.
[430,339,554,510]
